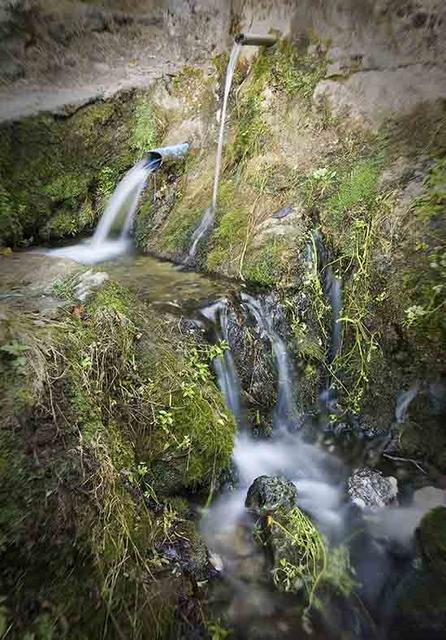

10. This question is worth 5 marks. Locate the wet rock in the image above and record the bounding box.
[225,301,276,411]
[271,205,294,220]
[74,270,109,301]
[416,506,446,579]
[388,565,446,640]
[179,317,206,338]
[245,475,298,516]
[347,467,398,510]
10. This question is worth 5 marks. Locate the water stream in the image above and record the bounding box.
[35,234,441,637]
[196,283,439,638]
[48,158,160,264]
[188,42,242,259]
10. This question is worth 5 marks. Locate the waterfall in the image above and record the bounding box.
[201,299,242,425]
[310,229,343,364]
[241,292,297,430]
[188,42,241,259]
[49,157,160,265]
[201,293,346,580]
[92,160,155,246]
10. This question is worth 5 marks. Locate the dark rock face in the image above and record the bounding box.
[245,475,298,516]
[388,506,446,640]
[347,467,398,510]
[225,302,276,410]
[224,292,293,425]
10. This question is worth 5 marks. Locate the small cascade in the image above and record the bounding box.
[92,159,156,247]
[188,206,214,261]
[310,229,343,365]
[201,293,428,636]
[201,294,346,590]
[201,299,242,425]
[241,292,297,430]
[188,42,241,259]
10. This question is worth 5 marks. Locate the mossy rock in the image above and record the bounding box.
[246,475,298,517]
[417,506,446,579]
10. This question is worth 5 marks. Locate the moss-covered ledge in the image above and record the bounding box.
[0,278,235,638]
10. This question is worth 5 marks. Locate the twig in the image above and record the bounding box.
[382,453,427,474]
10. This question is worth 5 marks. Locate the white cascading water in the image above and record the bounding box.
[188,42,242,259]
[48,158,158,264]
[201,292,438,630]
[201,295,346,585]
[201,299,242,424]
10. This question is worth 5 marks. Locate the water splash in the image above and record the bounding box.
[188,42,241,259]
[188,206,214,261]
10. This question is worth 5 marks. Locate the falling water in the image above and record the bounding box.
[93,161,155,246]
[309,229,343,364]
[201,299,242,424]
[188,206,214,261]
[188,42,241,259]
[49,157,160,264]
[212,42,242,212]
[201,294,346,595]
[242,292,296,430]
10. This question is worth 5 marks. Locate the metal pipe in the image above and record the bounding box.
[144,142,189,169]
[235,33,277,47]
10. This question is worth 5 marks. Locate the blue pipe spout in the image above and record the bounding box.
[144,142,189,169]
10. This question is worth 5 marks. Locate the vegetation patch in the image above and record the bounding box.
[0,279,235,638]
[267,507,355,614]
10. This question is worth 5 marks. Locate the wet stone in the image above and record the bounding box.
[271,205,294,219]
[74,270,109,301]
[347,467,398,510]
[245,475,298,516]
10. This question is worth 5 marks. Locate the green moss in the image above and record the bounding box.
[157,163,213,256]
[131,96,159,154]
[0,89,166,247]
[402,158,446,341]
[243,237,293,286]
[0,183,24,246]
[206,181,247,273]
[269,507,355,610]
[327,158,382,235]
[0,279,234,638]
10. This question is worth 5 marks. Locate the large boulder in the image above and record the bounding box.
[245,475,298,516]
[347,467,398,510]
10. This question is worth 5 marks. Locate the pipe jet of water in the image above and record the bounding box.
[48,143,189,265]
